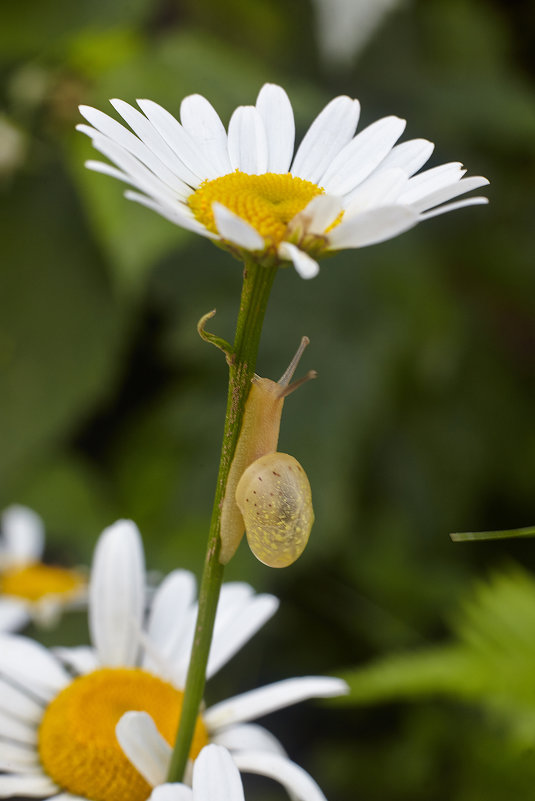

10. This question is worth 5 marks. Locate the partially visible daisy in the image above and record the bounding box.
[310,0,403,68]
[150,743,329,801]
[0,505,86,632]
[77,82,488,279]
[0,520,346,801]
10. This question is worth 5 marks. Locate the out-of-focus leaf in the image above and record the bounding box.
[338,645,477,705]
[339,567,535,746]
[0,159,126,497]
[65,28,143,78]
[14,454,115,562]
[0,0,150,59]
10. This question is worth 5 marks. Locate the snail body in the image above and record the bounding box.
[219,337,315,566]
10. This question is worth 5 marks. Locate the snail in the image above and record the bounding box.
[219,337,316,567]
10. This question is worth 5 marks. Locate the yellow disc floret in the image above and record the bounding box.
[0,563,83,602]
[188,171,324,246]
[39,667,209,801]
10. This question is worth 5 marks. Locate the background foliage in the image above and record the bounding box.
[1,0,535,798]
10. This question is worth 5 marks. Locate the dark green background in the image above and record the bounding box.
[1,0,535,798]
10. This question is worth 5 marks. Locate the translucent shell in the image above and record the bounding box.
[235,452,314,568]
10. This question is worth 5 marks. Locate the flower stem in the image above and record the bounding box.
[167,258,278,781]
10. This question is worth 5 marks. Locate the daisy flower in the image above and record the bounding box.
[0,505,86,632]
[0,520,347,801]
[77,82,488,279]
[149,743,329,801]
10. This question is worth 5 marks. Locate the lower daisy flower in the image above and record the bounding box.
[149,743,329,801]
[77,82,488,279]
[0,505,86,632]
[0,520,346,801]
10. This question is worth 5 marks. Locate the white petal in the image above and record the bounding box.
[320,116,406,195]
[49,795,89,801]
[110,99,196,190]
[123,191,215,238]
[0,742,40,772]
[170,583,256,687]
[193,745,244,801]
[212,723,287,756]
[0,775,59,797]
[213,584,255,620]
[130,191,196,221]
[212,203,265,250]
[372,138,434,177]
[277,243,319,279]
[86,132,185,208]
[0,634,69,696]
[0,760,42,775]
[0,707,37,744]
[208,585,266,644]
[233,751,327,801]
[31,597,65,629]
[420,196,489,220]
[143,570,197,674]
[227,106,268,175]
[343,168,409,215]
[204,676,349,729]
[291,96,360,183]
[409,175,489,213]
[328,204,419,249]
[163,619,196,688]
[79,123,186,199]
[398,162,465,204]
[78,106,188,195]
[136,99,216,184]
[180,94,231,177]
[207,594,278,679]
[116,711,171,786]
[89,520,145,667]
[1,506,44,566]
[150,784,193,801]
[256,84,295,173]
[290,194,343,235]
[85,159,136,186]
[0,741,38,763]
[0,677,44,722]
[0,599,29,633]
[53,646,99,675]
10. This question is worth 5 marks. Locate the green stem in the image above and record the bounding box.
[167,258,278,781]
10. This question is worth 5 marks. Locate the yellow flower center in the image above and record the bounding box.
[0,563,83,602]
[188,171,324,246]
[38,667,209,801]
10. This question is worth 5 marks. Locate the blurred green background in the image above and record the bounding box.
[1,0,535,798]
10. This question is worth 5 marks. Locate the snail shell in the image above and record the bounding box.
[235,452,314,568]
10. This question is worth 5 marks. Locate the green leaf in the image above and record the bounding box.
[340,645,476,705]
[0,158,126,497]
[0,0,150,59]
[337,567,535,746]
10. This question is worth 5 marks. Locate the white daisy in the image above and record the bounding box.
[149,743,329,801]
[0,505,86,632]
[77,82,489,279]
[0,519,346,801]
